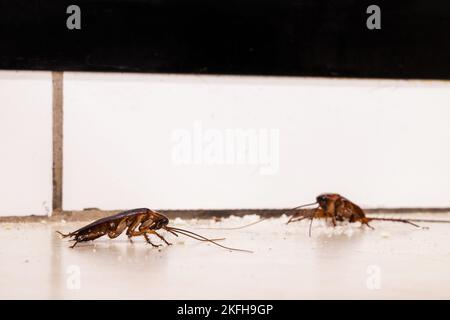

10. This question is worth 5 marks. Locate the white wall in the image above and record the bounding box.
[0,71,52,216]
[0,72,448,215]
[63,73,450,210]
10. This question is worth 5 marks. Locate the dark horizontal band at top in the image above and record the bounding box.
[1,0,450,79]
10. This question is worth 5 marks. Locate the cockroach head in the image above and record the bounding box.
[316,193,341,207]
[156,216,169,229]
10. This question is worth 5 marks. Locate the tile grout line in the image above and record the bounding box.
[52,72,64,216]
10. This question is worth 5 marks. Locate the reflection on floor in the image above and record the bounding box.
[1,214,449,299]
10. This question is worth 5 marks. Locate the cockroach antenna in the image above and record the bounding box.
[197,217,269,230]
[366,217,450,227]
[197,202,319,231]
[285,201,318,224]
[164,226,252,253]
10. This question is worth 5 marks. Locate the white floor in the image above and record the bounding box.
[1,214,449,299]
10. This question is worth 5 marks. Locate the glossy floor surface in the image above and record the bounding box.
[1,214,449,299]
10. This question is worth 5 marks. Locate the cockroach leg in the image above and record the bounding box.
[126,227,171,246]
[108,218,128,239]
[125,215,144,238]
[143,233,162,248]
[127,229,148,238]
[56,231,72,238]
[360,218,375,229]
[152,230,172,246]
[107,231,121,239]
[286,216,307,224]
[331,216,337,227]
[308,216,314,237]
[70,241,79,249]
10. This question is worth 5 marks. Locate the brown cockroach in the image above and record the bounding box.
[202,193,450,236]
[56,208,251,252]
[287,193,434,236]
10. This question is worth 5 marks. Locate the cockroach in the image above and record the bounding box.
[202,193,450,236]
[286,193,447,236]
[56,208,251,252]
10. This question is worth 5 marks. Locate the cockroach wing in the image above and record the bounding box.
[71,208,152,234]
[336,197,366,219]
[146,210,169,221]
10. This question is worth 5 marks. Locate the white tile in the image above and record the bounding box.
[0,71,52,216]
[63,73,450,209]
